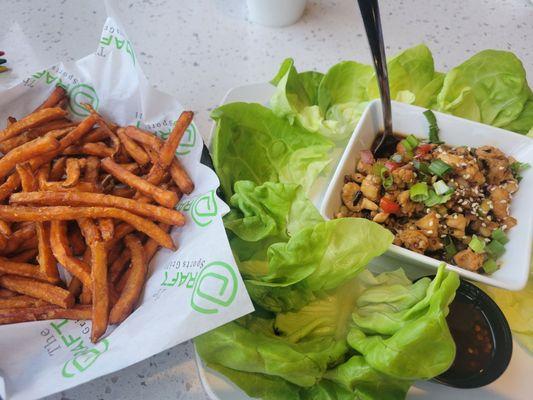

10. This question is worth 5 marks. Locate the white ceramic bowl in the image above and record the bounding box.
[321,100,533,291]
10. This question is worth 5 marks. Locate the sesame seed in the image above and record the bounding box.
[498,166,505,171]
[436,213,442,218]
[464,174,471,179]
[502,224,507,230]
[427,230,433,234]
[481,223,486,227]
[429,221,434,227]
[458,207,463,212]
[500,200,507,204]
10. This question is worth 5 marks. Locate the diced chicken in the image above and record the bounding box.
[437,150,485,184]
[502,216,517,231]
[470,219,499,237]
[427,237,444,251]
[490,187,511,220]
[373,212,390,223]
[453,249,484,271]
[392,166,415,188]
[397,229,429,254]
[342,182,362,212]
[350,172,366,183]
[416,212,439,238]
[397,190,416,216]
[361,198,378,211]
[501,179,519,194]
[357,159,373,175]
[446,213,467,239]
[476,146,513,185]
[361,174,381,202]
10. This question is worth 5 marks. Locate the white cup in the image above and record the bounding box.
[246,0,308,27]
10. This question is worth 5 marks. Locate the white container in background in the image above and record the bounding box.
[246,0,307,27]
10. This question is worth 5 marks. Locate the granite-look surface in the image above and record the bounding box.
[1,0,532,399]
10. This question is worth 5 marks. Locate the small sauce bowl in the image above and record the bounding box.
[434,278,513,388]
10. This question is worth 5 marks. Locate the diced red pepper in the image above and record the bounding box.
[360,149,375,164]
[380,197,400,214]
[415,144,433,157]
[384,161,402,171]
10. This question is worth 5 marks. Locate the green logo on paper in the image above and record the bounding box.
[176,124,197,155]
[69,84,99,117]
[191,262,238,314]
[156,123,197,156]
[177,190,218,227]
[62,339,110,378]
[100,34,136,65]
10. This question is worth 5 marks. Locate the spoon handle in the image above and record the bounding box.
[357,0,393,136]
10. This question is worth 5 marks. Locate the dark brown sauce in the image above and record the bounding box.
[371,132,406,158]
[441,296,495,380]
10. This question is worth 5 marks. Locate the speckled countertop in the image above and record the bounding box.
[1,0,532,399]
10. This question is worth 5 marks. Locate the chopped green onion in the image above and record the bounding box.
[491,229,509,244]
[390,153,403,163]
[423,109,442,144]
[486,240,506,258]
[406,135,419,149]
[410,182,429,202]
[510,161,530,181]
[413,160,431,175]
[468,235,486,254]
[483,258,499,274]
[424,189,453,207]
[378,166,393,189]
[444,236,457,259]
[399,139,414,152]
[372,162,384,175]
[428,159,452,177]
[433,180,451,195]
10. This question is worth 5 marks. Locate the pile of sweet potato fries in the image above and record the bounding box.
[0,87,194,342]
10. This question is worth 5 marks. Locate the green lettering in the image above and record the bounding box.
[50,319,68,336]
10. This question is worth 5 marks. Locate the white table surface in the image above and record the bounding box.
[1,0,532,399]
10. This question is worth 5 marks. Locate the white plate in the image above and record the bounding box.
[321,99,533,291]
[198,83,533,400]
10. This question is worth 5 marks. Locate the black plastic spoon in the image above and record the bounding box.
[356,0,398,157]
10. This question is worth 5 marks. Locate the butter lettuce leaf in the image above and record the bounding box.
[348,266,459,380]
[211,102,333,199]
[436,50,530,127]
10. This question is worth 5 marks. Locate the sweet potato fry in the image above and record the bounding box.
[109,248,131,284]
[0,219,11,237]
[0,173,21,202]
[68,277,83,298]
[68,222,87,256]
[1,224,36,255]
[49,220,92,287]
[9,248,38,263]
[84,156,100,184]
[63,142,115,158]
[16,163,37,192]
[0,132,33,154]
[0,256,54,282]
[0,288,17,298]
[101,158,178,208]
[145,223,170,264]
[0,305,91,324]
[0,136,60,180]
[49,156,67,181]
[0,275,74,308]
[110,187,135,198]
[40,181,99,193]
[29,114,97,169]
[0,205,175,249]
[116,128,150,165]
[77,218,101,244]
[170,159,194,194]
[10,191,186,226]
[158,111,194,168]
[0,108,68,143]
[90,240,109,342]
[62,158,81,187]
[109,234,145,324]
[98,218,114,241]
[124,126,161,149]
[33,86,67,112]
[115,268,131,294]
[81,127,108,144]
[124,126,194,193]
[0,295,47,309]
[35,222,60,283]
